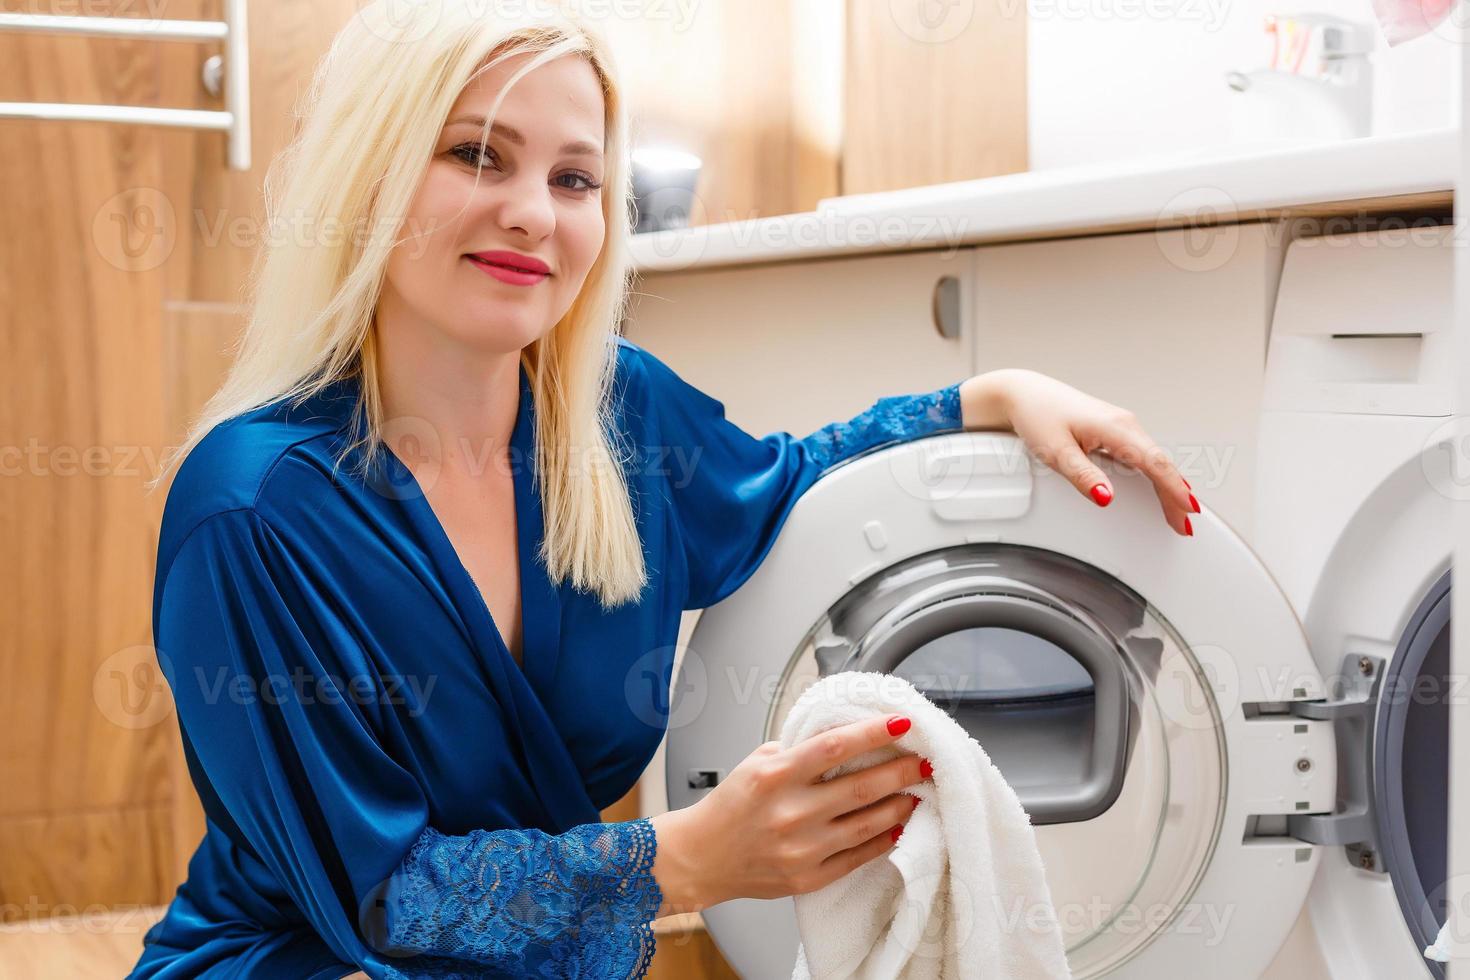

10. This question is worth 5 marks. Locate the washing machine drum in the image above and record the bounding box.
[666,432,1337,980]
[775,541,1227,967]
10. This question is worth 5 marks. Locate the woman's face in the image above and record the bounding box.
[381,52,607,356]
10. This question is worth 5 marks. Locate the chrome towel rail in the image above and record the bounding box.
[0,0,251,170]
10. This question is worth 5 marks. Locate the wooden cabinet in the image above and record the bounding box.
[610,0,1029,225]
[844,0,1028,195]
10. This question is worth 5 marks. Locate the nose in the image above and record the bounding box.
[493,171,556,242]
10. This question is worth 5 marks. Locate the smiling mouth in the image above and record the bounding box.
[464,255,552,288]
[465,255,550,275]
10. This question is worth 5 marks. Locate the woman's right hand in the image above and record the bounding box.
[649,714,929,916]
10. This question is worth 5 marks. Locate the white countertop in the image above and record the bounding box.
[630,127,1458,274]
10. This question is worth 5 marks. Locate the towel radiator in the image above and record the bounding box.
[0,2,250,170]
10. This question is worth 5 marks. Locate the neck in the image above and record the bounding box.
[372,313,523,483]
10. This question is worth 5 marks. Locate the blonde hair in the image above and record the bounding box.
[152,0,647,608]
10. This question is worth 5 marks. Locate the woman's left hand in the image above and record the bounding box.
[959,368,1202,537]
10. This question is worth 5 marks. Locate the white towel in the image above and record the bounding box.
[779,671,1072,980]
[1425,916,1465,962]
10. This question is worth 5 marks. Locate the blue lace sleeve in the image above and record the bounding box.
[800,382,965,473]
[375,818,662,979]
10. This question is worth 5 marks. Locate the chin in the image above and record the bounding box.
[441,313,547,355]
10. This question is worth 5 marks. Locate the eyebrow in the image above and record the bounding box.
[446,116,602,157]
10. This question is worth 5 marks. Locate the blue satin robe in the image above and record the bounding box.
[128,337,963,979]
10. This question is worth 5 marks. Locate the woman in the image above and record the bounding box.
[131,3,1199,978]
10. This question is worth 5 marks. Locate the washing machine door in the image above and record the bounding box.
[666,431,1341,979]
[1299,569,1453,980]
[1286,436,1457,980]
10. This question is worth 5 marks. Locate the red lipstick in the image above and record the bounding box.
[465,249,551,286]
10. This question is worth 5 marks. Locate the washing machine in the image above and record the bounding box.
[1252,222,1456,979]
[664,221,1457,978]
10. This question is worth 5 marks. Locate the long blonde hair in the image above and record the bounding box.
[153,0,647,608]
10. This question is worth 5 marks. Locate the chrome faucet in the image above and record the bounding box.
[1225,15,1375,141]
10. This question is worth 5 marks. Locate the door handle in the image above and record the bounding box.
[932,274,962,340]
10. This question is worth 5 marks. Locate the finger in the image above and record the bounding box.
[1150,463,1199,537]
[815,821,902,889]
[829,791,921,855]
[1049,440,1115,508]
[788,713,913,786]
[812,752,927,820]
[1096,427,1198,536]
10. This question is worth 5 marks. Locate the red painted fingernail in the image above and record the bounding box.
[1182,477,1192,490]
[1090,484,1112,507]
[887,715,911,736]
[1184,516,1193,536]
[919,758,934,779]
[910,794,921,811]
[891,824,904,843]
[1188,493,1200,514]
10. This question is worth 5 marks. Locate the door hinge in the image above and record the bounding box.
[1283,653,1385,871]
